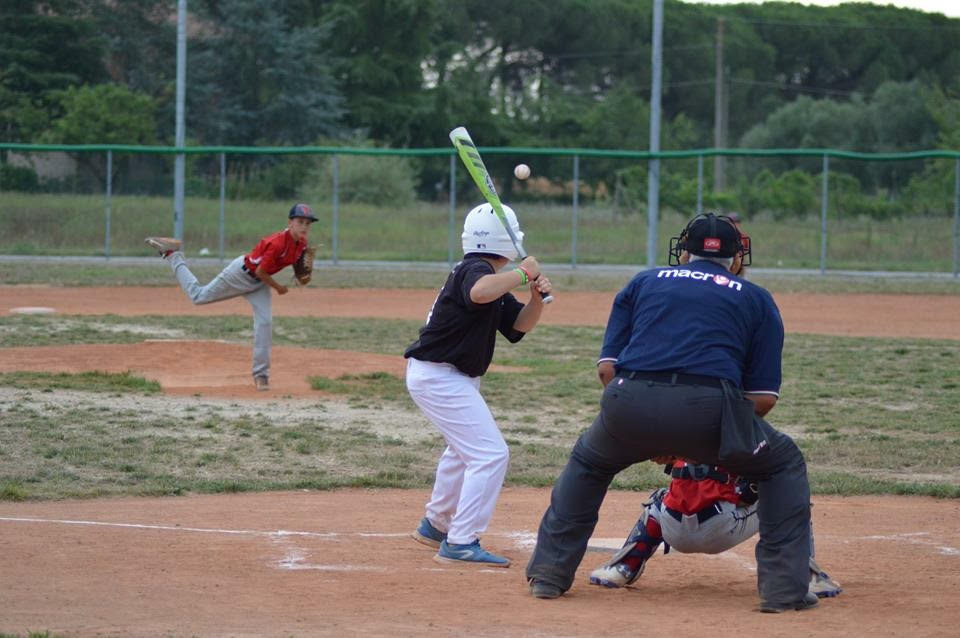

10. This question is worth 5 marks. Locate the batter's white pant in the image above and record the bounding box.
[405,357,509,545]
[657,500,759,554]
[169,253,272,379]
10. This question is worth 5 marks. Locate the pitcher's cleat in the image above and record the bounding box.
[145,236,181,258]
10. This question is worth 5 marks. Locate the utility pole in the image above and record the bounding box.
[713,17,726,193]
[646,0,664,268]
[173,0,187,240]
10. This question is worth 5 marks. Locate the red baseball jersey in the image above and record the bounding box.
[244,229,306,276]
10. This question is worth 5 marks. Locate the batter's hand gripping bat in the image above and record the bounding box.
[449,126,554,304]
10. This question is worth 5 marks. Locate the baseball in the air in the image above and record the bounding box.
[514,163,531,180]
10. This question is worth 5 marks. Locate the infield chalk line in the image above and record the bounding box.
[859,532,960,556]
[0,515,515,545]
[0,516,344,538]
[14,516,954,562]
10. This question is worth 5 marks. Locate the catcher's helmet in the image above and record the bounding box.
[668,212,751,267]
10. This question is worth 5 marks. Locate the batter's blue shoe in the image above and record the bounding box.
[411,517,446,549]
[433,539,511,568]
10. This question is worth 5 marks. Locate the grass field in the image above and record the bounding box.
[1,309,958,502]
[2,192,958,271]
[2,260,959,295]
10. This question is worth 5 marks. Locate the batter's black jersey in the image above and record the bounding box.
[404,256,525,377]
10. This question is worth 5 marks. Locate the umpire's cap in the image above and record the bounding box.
[669,212,749,266]
[684,213,741,257]
[289,203,318,222]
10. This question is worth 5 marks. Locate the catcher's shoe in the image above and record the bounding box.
[589,487,666,588]
[433,539,510,568]
[590,562,643,588]
[145,236,181,257]
[759,591,820,613]
[412,517,446,549]
[254,376,269,391]
[808,558,843,598]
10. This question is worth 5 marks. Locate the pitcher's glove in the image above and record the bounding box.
[294,245,316,285]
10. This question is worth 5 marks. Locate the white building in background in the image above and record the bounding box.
[7,151,77,180]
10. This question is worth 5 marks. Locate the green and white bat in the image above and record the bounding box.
[449,126,554,304]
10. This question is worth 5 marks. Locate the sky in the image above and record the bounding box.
[683,0,960,18]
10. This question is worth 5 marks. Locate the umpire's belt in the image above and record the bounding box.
[664,503,723,525]
[625,370,723,389]
[241,264,260,280]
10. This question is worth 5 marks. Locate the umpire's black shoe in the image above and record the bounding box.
[759,591,820,613]
[530,579,563,599]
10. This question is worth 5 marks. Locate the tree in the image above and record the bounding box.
[188,0,345,146]
[0,0,105,141]
[87,0,177,97]
[903,84,960,216]
[320,0,441,147]
[44,83,157,183]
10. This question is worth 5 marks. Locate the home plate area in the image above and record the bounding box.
[1,488,958,637]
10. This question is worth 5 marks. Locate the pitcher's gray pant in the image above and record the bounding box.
[525,375,811,607]
[169,253,272,379]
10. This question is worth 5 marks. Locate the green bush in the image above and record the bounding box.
[226,156,317,201]
[829,172,898,220]
[0,164,40,192]
[769,169,817,220]
[303,153,418,206]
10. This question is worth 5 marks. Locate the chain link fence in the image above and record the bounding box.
[2,143,958,275]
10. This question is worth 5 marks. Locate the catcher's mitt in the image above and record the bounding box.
[294,245,316,285]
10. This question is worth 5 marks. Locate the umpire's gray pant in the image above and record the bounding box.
[525,375,811,606]
[169,253,272,379]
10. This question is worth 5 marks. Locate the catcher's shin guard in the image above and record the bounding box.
[590,488,666,588]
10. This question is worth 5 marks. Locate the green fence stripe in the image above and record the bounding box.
[1,142,959,161]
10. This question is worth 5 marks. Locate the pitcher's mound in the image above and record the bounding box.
[0,341,401,398]
[0,340,527,398]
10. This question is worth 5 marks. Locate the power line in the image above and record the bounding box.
[724,16,960,32]
[729,78,861,97]
[633,77,858,97]
[547,43,714,60]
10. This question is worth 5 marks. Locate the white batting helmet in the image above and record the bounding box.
[461,203,523,261]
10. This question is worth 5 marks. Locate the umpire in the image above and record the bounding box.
[525,213,817,613]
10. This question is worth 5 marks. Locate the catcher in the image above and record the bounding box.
[145,203,318,391]
[588,459,842,603]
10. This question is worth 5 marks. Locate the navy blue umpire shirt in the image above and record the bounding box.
[598,260,784,396]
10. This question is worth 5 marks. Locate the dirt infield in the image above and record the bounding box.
[0,341,523,398]
[1,285,958,636]
[1,489,958,637]
[2,286,957,400]
[4,285,960,338]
